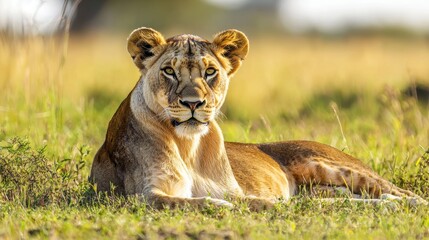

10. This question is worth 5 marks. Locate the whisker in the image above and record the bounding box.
[156,108,170,122]
[215,110,227,123]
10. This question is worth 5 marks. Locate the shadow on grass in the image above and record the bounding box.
[86,87,124,112]
[401,81,429,104]
[297,89,380,121]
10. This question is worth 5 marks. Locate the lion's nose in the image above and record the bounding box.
[179,100,206,111]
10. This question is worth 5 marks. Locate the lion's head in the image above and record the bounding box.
[127,27,249,137]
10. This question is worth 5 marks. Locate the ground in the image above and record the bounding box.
[0,33,428,239]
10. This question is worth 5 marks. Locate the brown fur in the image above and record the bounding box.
[90,27,425,209]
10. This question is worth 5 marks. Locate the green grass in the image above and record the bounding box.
[1,34,429,239]
[2,197,429,239]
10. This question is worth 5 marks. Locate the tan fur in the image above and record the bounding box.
[90,27,426,209]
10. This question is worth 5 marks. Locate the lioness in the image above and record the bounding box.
[90,27,425,209]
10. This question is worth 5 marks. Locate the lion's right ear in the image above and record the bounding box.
[211,29,249,76]
[127,27,166,70]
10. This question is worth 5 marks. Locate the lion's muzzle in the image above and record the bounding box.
[179,100,206,112]
[171,117,209,127]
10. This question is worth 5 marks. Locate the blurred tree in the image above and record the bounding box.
[71,0,106,32]
[75,0,283,36]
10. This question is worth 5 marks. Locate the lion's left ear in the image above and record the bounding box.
[211,29,249,76]
[127,27,166,70]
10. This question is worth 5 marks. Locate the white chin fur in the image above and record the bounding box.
[174,124,209,138]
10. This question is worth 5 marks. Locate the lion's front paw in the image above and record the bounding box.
[246,197,276,211]
[403,197,428,206]
[380,194,428,206]
[204,197,234,208]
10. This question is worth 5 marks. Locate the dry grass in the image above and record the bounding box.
[4,34,429,114]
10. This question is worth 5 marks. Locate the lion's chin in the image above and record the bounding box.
[172,119,210,138]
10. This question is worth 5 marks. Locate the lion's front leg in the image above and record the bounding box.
[145,189,233,209]
[143,171,234,209]
[126,153,234,209]
[145,191,275,210]
[221,193,278,211]
[140,177,234,209]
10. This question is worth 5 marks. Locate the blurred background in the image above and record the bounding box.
[3,0,429,36]
[1,0,429,153]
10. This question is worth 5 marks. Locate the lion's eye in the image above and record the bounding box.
[163,67,175,76]
[205,68,217,77]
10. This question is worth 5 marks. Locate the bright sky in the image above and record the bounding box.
[207,0,429,33]
[279,0,429,32]
[205,0,248,9]
[0,0,63,34]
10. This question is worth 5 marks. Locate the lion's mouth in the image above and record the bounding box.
[171,117,209,127]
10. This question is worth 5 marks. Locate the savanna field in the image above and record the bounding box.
[1,32,429,239]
